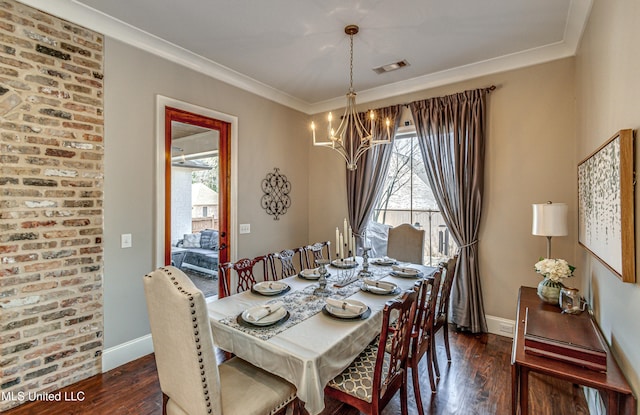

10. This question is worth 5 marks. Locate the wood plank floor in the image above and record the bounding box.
[4,329,588,415]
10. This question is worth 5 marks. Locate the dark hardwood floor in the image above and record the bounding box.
[4,329,588,415]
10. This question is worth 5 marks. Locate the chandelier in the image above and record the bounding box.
[311,25,391,171]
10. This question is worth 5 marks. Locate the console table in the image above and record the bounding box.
[511,286,636,415]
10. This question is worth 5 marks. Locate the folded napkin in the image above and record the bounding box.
[326,298,365,315]
[253,281,287,293]
[392,265,420,275]
[243,301,284,323]
[300,268,320,277]
[375,256,396,264]
[363,278,396,292]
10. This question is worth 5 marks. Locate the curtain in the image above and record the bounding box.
[346,105,403,253]
[409,88,489,333]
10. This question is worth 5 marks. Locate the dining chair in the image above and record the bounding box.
[143,266,298,415]
[303,241,331,269]
[219,255,269,297]
[433,254,458,377]
[324,289,418,415]
[408,269,442,414]
[271,247,305,279]
[387,224,425,264]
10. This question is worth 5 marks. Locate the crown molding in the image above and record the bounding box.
[18,0,592,116]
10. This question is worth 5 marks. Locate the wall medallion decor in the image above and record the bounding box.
[578,129,635,283]
[261,168,291,220]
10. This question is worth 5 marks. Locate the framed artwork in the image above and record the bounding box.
[578,129,635,283]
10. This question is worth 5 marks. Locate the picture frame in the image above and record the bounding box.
[577,129,635,283]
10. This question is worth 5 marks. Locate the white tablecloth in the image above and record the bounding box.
[207,262,436,415]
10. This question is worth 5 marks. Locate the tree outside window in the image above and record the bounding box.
[370,135,456,265]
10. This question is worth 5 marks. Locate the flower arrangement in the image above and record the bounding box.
[534,258,575,283]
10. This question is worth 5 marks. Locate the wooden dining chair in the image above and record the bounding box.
[387,224,425,264]
[271,247,305,279]
[433,255,458,377]
[408,269,442,414]
[143,266,298,415]
[219,255,269,297]
[303,241,331,269]
[324,289,418,415]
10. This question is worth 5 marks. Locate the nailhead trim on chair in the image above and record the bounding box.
[146,267,214,414]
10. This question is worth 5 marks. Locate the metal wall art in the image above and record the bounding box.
[261,168,291,220]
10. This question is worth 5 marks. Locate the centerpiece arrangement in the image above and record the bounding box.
[534,258,576,305]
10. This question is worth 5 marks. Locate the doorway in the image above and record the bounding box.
[155,96,237,298]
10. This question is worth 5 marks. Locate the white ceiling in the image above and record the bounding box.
[22,0,592,114]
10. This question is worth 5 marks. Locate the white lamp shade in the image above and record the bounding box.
[532,203,568,236]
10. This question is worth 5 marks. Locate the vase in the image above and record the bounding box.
[537,278,563,305]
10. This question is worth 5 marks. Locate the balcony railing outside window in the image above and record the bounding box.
[371,209,457,266]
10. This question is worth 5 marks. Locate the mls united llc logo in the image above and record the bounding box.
[1,391,85,402]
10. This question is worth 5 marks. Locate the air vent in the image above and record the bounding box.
[372,59,409,74]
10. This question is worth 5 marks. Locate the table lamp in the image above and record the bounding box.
[532,201,568,258]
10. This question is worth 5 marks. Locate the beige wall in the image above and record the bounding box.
[309,58,578,321]
[575,0,640,403]
[102,37,309,349]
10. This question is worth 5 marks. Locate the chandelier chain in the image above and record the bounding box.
[349,33,354,92]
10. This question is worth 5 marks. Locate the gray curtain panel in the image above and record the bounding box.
[409,88,489,333]
[346,105,403,253]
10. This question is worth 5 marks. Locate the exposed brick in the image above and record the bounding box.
[0,2,103,408]
[21,241,57,250]
[44,349,76,364]
[41,309,75,322]
[19,51,54,65]
[2,317,38,331]
[24,364,57,380]
[21,281,57,292]
[23,322,61,338]
[44,148,74,158]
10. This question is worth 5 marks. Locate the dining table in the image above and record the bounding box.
[207,258,437,415]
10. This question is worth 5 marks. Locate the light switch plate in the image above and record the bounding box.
[239,224,251,234]
[121,233,132,248]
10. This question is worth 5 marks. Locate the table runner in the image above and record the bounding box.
[219,271,380,340]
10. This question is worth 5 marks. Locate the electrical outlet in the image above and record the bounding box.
[121,233,132,248]
[239,224,251,234]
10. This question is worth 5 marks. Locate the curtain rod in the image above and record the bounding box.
[399,85,497,108]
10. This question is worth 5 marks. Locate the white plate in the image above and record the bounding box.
[362,282,397,294]
[299,269,321,280]
[372,258,397,265]
[241,306,287,326]
[252,281,288,295]
[391,266,422,277]
[331,259,358,269]
[325,300,367,318]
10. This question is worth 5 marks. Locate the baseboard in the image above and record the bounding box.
[485,314,515,338]
[102,334,153,372]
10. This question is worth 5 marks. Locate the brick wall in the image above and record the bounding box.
[0,1,104,411]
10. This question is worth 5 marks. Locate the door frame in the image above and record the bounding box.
[155,95,238,274]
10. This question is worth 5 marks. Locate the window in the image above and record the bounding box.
[369,134,456,265]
